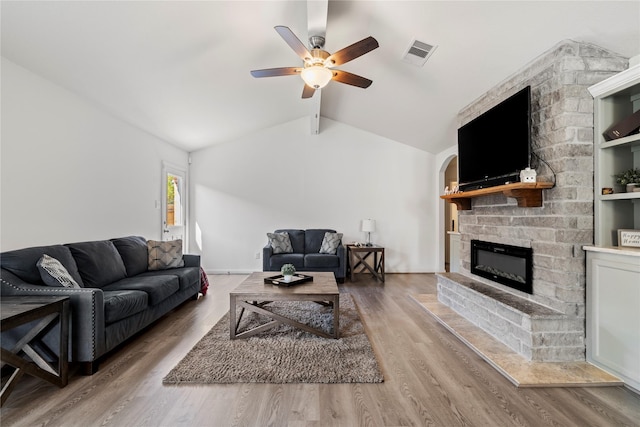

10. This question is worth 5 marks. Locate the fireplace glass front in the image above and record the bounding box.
[471,239,533,294]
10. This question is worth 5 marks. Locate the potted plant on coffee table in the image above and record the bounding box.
[614,167,640,192]
[281,264,296,282]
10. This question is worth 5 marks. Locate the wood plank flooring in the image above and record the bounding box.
[2,273,640,426]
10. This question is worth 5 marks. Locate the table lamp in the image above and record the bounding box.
[361,219,376,246]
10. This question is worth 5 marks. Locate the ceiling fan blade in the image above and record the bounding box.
[302,84,316,99]
[326,36,379,66]
[331,70,373,88]
[275,26,312,62]
[250,67,302,78]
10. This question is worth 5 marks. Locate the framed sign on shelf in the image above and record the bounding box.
[617,229,640,248]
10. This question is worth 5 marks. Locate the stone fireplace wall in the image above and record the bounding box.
[449,40,627,361]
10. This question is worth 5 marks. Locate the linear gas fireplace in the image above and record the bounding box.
[471,240,533,294]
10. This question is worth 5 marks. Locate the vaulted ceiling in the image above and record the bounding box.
[2,1,639,154]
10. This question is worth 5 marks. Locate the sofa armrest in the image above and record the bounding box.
[1,269,105,362]
[182,254,200,268]
[263,244,273,271]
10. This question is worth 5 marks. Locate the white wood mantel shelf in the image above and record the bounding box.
[440,182,554,210]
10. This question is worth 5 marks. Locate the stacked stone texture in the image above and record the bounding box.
[444,40,628,362]
[437,273,583,361]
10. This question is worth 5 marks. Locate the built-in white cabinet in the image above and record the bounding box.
[586,64,640,393]
[584,247,640,393]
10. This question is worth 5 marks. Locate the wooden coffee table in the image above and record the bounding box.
[230,272,340,339]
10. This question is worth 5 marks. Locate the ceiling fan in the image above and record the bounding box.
[250,26,379,98]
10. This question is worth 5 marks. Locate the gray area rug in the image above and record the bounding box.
[163,293,383,384]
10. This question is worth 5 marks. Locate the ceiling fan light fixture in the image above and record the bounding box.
[301,65,333,89]
[251,26,379,97]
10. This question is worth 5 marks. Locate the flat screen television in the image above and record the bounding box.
[457,86,531,191]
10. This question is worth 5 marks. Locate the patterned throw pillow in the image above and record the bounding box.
[267,232,293,254]
[319,232,343,255]
[147,239,185,271]
[37,254,81,288]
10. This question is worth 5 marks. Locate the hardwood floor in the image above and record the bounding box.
[2,273,640,426]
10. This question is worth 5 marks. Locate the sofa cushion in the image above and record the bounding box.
[274,229,305,253]
[147,239,185,270]
[37,254,81,288]
[305,229,336,254]
[67,240,127,288]
[305,253,340,269]
[111,236,148,276]
[102,275,179,306]
[267,232,293,254]
[0,245,84,287]
[268,253,304,271]
[137,266,200,292]
[103,290,149,324]
[319,232,343,255]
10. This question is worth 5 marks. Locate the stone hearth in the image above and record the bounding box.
[437,272,578,361]
[412,294,622,387]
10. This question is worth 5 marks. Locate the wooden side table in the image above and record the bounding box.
[1,296,70,406]
[347,245,385,282]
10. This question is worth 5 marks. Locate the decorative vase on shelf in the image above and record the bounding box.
[281,263,296,282]
[613,168,640,193]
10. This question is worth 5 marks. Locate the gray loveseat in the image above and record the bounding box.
[0,236,200,374]
[262,229,346,282]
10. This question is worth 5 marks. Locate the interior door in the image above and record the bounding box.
[161,162,186,242]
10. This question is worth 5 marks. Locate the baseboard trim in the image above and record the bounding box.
[206,269,254,275]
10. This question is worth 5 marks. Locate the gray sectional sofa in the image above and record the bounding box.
[263,229,346,282]
[0,236,201,374]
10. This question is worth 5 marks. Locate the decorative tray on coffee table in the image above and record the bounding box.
[264,274,313,287]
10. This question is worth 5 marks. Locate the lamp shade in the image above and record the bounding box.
[361,219,376,232]
[301,65,333,89]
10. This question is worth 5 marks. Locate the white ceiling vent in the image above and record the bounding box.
[402,39,437,66]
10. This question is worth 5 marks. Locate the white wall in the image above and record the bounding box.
[0,58,189,250]
[1,56,445,270]
[189,116,439,273]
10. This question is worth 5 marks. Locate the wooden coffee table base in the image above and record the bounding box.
[229,272,340,340]
[230,299,338,339]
